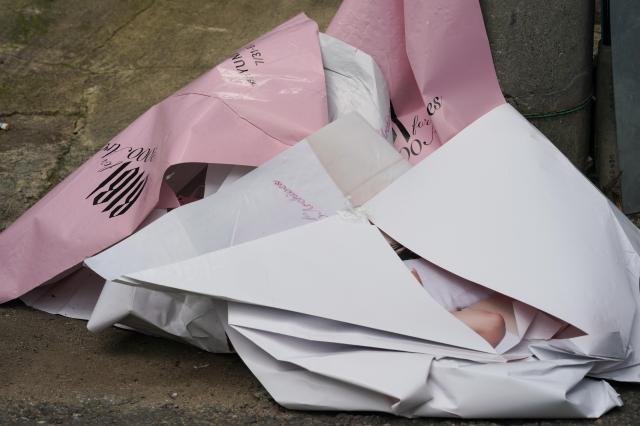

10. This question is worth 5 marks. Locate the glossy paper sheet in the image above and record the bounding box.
[0,14,327,303]
[327,0,504,163]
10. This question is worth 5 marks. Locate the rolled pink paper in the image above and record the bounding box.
[0,13,328,303]
[327,0,504,164]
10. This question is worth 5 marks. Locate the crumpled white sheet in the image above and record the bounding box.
[113,105,640,418]
[85,112,405,352]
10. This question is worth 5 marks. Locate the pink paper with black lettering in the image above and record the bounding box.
[327,0,504,163]
[0,13,327,303]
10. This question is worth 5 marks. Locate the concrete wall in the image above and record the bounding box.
[481,0,595,171]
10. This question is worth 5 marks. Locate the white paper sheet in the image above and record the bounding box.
[365,104,639,356]
[86,114,408,351]
[320,33,391,142]
[226,319,621,418]
[121,216,496,353]
[20,267,104,320]
[117,104,640,418]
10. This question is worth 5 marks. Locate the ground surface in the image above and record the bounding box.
[1,1,640,425]
[3,301,640,425]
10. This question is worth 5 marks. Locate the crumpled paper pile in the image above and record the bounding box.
[2,0,640,419]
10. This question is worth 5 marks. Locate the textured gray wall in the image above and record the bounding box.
[480,0,595,171]
[611,0,640,213]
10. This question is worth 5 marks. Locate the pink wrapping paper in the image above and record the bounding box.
[0,14,327,303]
[327,0,504,164]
